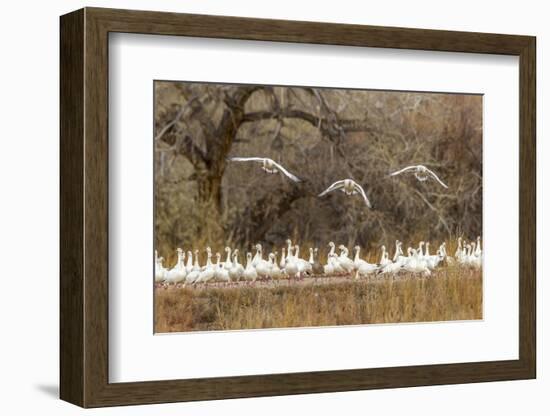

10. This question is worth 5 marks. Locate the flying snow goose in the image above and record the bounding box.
[389,164,448,188]
[318,179,372,208]
[227,157,301,182]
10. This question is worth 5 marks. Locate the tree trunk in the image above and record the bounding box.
[195,167,224,245]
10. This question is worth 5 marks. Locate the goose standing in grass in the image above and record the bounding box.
[392,240,401,262]
[326,242,343,274]
[253,244,271,279]
[269,253,283,280]
[379,245,391,267]
[195,249,215,284]
[353,246,376,270]
[354,246,379,278]
[229,250,245,282]
[424,243,444,270]
[284,244,300,279]
[244,252,258,282]
[403,248,431,276]
[389,164,448,188]
[440,242,454,265]
[165,248,187,285]
[318,179,372,208]
[154,252,167,284]
[474,236,482,258]
[185,250,201,284]
[337,245,355,274]
[223,247,233,271]
[227,157,301,183]
[294,245,312,275]
[312,248,324,275]
[279,247,286,270]
[192,250,201,272]
[455,237,463,260]
[185,250,194,274]
[214,252,231,283]
[466,242,482,269]
[323,253,338,276]
[458,242,470,266]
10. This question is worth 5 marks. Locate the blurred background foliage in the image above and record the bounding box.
[154,81,482,261]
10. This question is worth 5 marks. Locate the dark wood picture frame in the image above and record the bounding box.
[60,7,536,408]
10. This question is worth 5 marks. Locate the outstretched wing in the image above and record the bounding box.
[318,180,344,197]
[352,182,372,208]
[424,167,449,188]
[268,159,301,182]
[389,165,418,176]
[227,157,265,163]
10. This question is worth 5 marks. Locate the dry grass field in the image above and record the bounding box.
[155,267,482,333]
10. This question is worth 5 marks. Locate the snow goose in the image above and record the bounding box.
[454,237,463,260]
[269,253,283,280]
[223,247,233,271]
[165,248,187,285]
[354,247,379,278]
[294,245,312,275]
[475,236,482,257]
[379,245,391,267]
[392,240,403,262]
[230,250,245,281]
[243,252,258,282]
[227,157,301,182]
[425,244,444,270]
[185,250,194,274]
[323,253,338,275]
[353,246,372,270]
[253,244,271,279]
[403,248,431,276]
[326,242,343,274]
[214,252,231,283]
[318,179,372,208]
[336,245,355,274]
[284,245,300,279]
[195,250,215,284]
[154,253,167,284]
[279,247,286,270]
[389,164,448,188]
[192,250,201,272]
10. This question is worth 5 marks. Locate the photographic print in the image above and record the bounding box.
[154,81,483,333]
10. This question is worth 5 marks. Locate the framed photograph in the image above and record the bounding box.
[60,7,536,407]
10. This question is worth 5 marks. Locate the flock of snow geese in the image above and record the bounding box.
[154,156,476,287]
[155,236,482,287]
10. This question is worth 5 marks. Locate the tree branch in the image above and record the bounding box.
[242,108,373,134]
